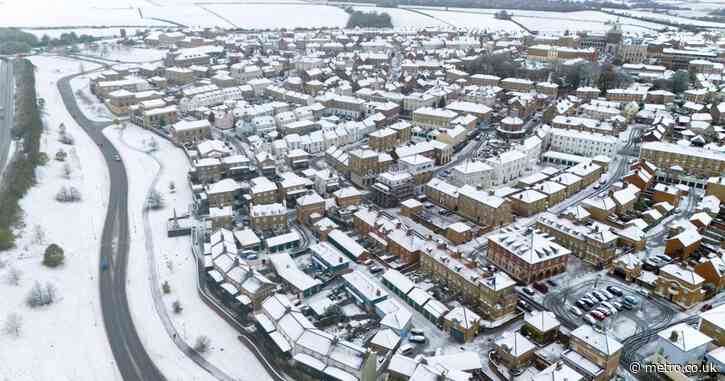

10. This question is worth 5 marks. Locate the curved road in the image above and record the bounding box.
[57,70,166,381]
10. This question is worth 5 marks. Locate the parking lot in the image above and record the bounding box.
[542,276,676,342]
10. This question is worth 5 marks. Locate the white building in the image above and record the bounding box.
[450,160,494,188]
[549,128,618,157]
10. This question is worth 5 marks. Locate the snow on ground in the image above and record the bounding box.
[607,8,725,28]
[199,3,350,29]
[418,9,524,32]
[22,27,153,39]
[350,6,449,28]
[0,55,117,381]
[0,0,168,27]
[104,124,274,381]
[78,44,167,63]
[69,73,113,122]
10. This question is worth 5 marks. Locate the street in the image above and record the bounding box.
[57,69,166,381]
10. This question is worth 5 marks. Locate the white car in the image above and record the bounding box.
[409,335,426,344]
[583,314,597,325]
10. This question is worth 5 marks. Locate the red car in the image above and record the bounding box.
[590,311,605,320]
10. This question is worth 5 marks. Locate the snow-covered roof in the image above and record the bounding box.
[370,329,400,350]
[444,307,480,330]
[571,325,622,356]
[525,310,560,332]
[657,323,713,352]
[382,269,415,295]
[495,332,536,357]
[269,253,321,293]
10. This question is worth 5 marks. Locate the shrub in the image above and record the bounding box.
[42,244,64,267]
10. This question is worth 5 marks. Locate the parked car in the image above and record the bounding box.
[607,286,623,297]
[409,335,426,344]
[592,291,606,302]
[590,311,605,320]
[655,255,672,264]
[701,304,713,311]
[594,307,611,317]
[522,287,535,296]
[612,302,623,311]
[575,300,589,310]
[569,306,583,316]
[620,302,633,310]
[583,314,597,325]
[533,282,549,294]
[410,329,425,336]
[400,344,414,355]
[518,301,531,312]
[370,266,384,274]
[600,290,614,300]
[624,295,640,305]
[546,279,558,287]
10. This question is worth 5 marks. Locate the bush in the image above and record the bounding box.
[172,300,183,314]
[194,335,210,353]
[146,189,164,210]
[55,186,81,202]
[345,10,393,28]
[42,244,65,267]
[26,281,57,307]
[162,281,171,294]
[36,152,49,166]
[55,149,67,161]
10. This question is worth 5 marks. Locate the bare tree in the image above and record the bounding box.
[3,313,23,337]
[146,189,165,210]
[32,224,46,245]
[62,163,72,179]
[5,266,22,286]
[172,300,183,314]
[194,335,211,353]
[56,186,82,202]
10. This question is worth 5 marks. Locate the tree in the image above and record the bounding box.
[5,266,22,286]
[55,149,67,161]
[56,186,81,202]
[26,281,57,307]
[42,243,65,268]
[162,281,171,294]
[3,313,23,337]
[146,189,165,210]
[194,335,211,353]
[32,224,45,245]
[168,181,176,192]
[671,70,690,94]
[207,112,216,125]
[0,229,14,251]
[172,300,183,314]
[62,163,72,179]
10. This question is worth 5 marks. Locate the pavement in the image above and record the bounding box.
[57,68,166,381]
[0,60,15,179]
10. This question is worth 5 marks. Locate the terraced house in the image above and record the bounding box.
[418,241,518,321]
[640,142,725,179]
[536,212,619,267]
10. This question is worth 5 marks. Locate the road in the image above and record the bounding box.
[0,60,15,178]
[57,70,166,381]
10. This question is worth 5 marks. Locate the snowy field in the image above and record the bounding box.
[198,3,350,29]
[0,0,167,27]
[69,74,114,122]
[103,124,274,381]
[350,6,450,28]
[22,27,152,39]
[78,44,167,63]
[418,9,524,31]
[0,55,117,381]
[607,8,725,28]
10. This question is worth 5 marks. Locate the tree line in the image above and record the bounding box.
[0,28,100,55]
[345,9,394,28]
[0,59,46,250]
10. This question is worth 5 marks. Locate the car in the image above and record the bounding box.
[593,184,601,190]
[612,302,623,310]
[592,291,606,302]
[369,266,384,274]
[575,300,589,310]
[583,314,597,325]
[410,329,425,336]
[362,259,374,266]
[114,154,121,161]
[518,301,531,312]
[594,307,611,316]
[533,282,549,294]
[620,302,633,310]
[590,311,605,320]
[655,255,672,264]
[624,296,640,305]
[409,335,426,344]
[636,289,650,297]
[569,306,583,316]
[701,304,713,311]
[400,344,414,355]
[607,286,623,297]
[522,287,535,296]
[546,279,558,287]
[600,290,614,300]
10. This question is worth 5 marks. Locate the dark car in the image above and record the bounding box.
[533,282,549,294]
[607,286,624,297]
[522,287,535,296]
[546,279,558,287]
